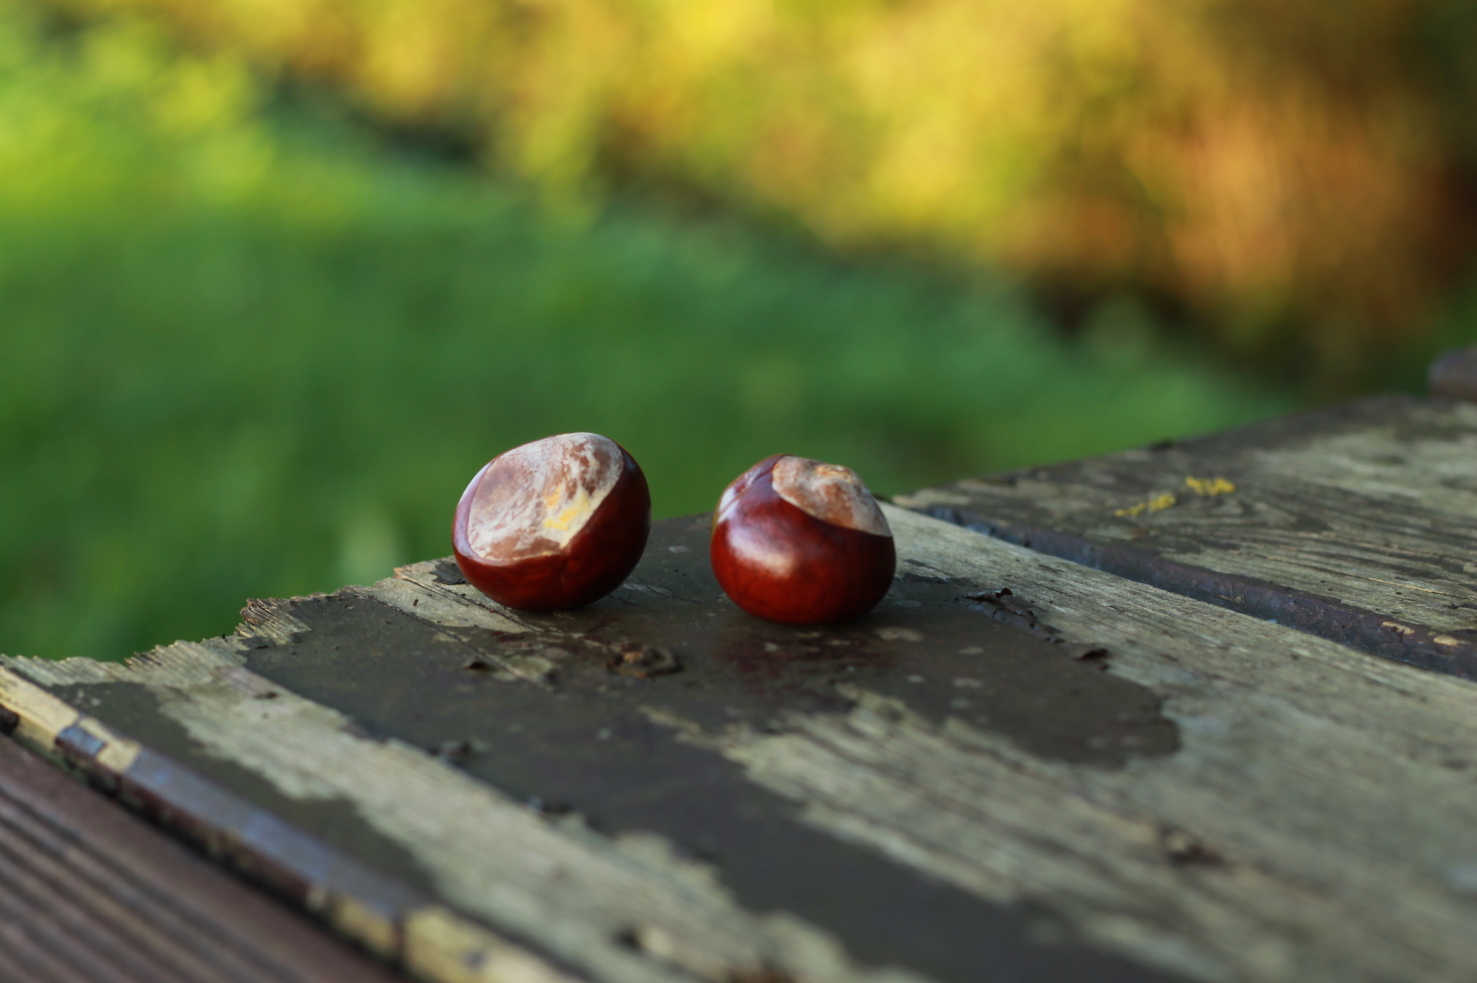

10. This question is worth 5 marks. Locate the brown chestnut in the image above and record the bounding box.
[453,433,651,610]
[710,455,895,624]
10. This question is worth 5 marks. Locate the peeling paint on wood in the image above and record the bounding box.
[898,395,1477,678]
[2,501,1476,983]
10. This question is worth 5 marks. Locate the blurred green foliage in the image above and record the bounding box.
[35,0,1477,390]
[0,3,1295,661]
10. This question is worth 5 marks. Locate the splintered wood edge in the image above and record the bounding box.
[0,661,582,983]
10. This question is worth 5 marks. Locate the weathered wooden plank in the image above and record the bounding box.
[896,394,1477,677]
[3,507,1476,983]
[0,733,407,983]
[0,518,1175,983]
[0,662,582,983]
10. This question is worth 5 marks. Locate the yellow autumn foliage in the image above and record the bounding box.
[44,0,1477,384]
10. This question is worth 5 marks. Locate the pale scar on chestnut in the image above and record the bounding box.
[711,454,895,624]
[771,456,891,536]
[466,432,624,562]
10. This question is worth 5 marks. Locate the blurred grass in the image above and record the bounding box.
[34,0,1477,390]
[0,4,1295,661]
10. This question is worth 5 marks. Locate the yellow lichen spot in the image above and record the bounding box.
[1185,476,1236,497]
[1115,492,1178,517]
[1433,634,1461,647]
[1381,621,1415,636]
[1148,493,1178,511]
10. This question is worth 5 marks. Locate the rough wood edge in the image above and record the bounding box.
[0,665,584,983]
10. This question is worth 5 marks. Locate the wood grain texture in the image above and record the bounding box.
[0,734,407,983]
[0,519,1175,983]
[0,657,585,983]
[896,394,1477,677]
[2,507,1475,983]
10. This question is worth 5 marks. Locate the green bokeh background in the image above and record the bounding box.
[2,2,1465,661]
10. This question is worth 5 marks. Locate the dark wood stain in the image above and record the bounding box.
[233,516,1182,983]
[50,683,437,908]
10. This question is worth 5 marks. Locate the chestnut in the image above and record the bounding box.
[453,433,651,610]
[710,455,896,624]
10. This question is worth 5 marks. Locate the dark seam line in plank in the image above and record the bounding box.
[913,505,1477,680]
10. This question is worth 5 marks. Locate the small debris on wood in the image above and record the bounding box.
[525,795,573,817]
[962,588,1112,664]
[963,587,1053,633]
[607,646,682,679]
[431,739,486,763]
[1160,826,1225,868]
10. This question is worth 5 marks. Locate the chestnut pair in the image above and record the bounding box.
[452,432,896,624]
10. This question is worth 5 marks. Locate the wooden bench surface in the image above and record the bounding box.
[3,393,1477,983]
[898,394,1477,677]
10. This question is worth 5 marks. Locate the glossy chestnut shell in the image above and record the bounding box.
[710,454,895,624]
[453,433,650,610]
